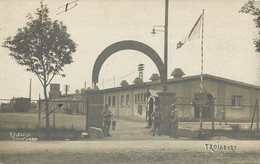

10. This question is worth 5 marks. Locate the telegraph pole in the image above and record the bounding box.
[151,0,169,91]
[29,78,32,100]
[163,0,169,92]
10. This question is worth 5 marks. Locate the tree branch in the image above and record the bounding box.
[46,72,56,86]
[36,74,44,86]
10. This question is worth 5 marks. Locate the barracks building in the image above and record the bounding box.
[45,69,260,123]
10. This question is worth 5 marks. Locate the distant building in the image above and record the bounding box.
[10,97,30,113]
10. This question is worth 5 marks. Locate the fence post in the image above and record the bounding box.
[250,100,257,131]
[211,98,215,131]
[257,100,259,132]
[38,95,41,128]
[200,106,203,130]
[53,100,56,129]
[86,98,89,132]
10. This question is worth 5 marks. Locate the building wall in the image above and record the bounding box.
[167,79,201,120]
[39,76,260,122]
[220,82,253,121]
[204,78,258,122]
[168,77,259,122]
[132,88,147,120]
[104,86,149,120]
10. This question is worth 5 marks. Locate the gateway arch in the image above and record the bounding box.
[92,40,166,86]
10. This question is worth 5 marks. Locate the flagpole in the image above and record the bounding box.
[200,9,204,93]
[200,9,205,130]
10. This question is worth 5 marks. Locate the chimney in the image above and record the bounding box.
[171,68,185,79]
[149,73,160,82]
[120,80,129,87]
[133,77,143,85]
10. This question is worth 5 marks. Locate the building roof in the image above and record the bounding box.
[133,77,143,84]
[171,68,185,77]
[120,80,129,87]
[149,73,160,81]
[168,74,260,89]
[103,74,260,92]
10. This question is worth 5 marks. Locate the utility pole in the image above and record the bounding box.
[29,78,32,112]
[151,0,169,91]
[163,0,169,92]
[86,98,89,132]
[65,85,69,95]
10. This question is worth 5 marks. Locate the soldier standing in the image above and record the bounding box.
[169,104,179,138]
[151,106,163,136]
[219,107,227,125]
[101,104,113,137]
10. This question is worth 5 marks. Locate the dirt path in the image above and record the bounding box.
[1,140,260,164]
[1,115,260,163]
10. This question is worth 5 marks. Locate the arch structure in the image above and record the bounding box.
[92,40,166,85]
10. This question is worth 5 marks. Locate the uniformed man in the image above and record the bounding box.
[219,107,228,125]
[151,106,163,136]
[101,104,113,137]
[169,104,179,138]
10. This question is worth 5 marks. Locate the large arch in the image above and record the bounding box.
[92,40,166,85]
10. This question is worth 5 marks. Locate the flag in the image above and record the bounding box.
[177,13,203,49]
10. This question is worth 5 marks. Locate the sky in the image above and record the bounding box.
[0,0,259,101]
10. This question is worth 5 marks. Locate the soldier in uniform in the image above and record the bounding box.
[101,104,113,137]
[169,104,179,138]
[151,106,163,136]
[219,107,227,125]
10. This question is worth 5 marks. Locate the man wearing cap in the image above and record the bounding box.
[151,106,163,136]
[169,104,179,138]
[101,104,113,137]
[219,107,228,125]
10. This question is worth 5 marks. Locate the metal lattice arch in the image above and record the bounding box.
[92,40,166,85]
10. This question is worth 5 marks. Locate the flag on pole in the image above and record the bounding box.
[177,13,203,49]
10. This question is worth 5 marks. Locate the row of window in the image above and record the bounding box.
[134,93,147,104]
[108,95,243,107]
[108,96,115,106]
[120,95,130,106]
[107,95,130,106]
[107,93,147,107]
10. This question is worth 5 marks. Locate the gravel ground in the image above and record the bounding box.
[1,117,260,163]
[1,141,260,164]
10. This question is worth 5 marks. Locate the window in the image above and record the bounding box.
[232,96,242,107]
[121,95,124,106]
[135,94,137,103]
[108,96,111,106]
[126,95,130,105]
[138,94,140,103]
[112,96,115,106]
[141,94,143,103]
